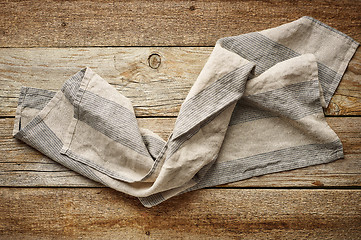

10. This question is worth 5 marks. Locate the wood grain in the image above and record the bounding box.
[1,1,360,238]
[0,0,360,47]
[0,188,360,239]
[325,49,361,115]
[1,117,360,188]
[1,47,360,117]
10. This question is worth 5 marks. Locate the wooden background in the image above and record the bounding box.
[0,0,360,239]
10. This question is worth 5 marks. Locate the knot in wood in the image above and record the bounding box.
[148,53,161,69]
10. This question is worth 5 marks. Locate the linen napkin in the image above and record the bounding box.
[13,16,359,207]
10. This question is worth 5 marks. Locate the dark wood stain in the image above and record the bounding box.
[0,0,360,47]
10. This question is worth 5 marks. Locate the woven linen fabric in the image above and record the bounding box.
[13,16,359,207]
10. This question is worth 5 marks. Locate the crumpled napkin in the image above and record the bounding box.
[13,16,359,207]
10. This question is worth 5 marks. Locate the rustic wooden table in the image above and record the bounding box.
[1,1,360,239]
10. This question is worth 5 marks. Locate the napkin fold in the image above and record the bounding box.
[13,16,359,207]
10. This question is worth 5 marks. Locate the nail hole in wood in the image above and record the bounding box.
[148,53,161,69]
[189,5,196,11]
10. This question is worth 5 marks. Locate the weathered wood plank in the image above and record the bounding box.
[325,49,361,115]
[1,47,360,117]
[0,0,360,47]
[0,47,208,117]
[1,117,360,188]
[0,188,360,239]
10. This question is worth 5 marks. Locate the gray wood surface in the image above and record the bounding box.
[0,47,360,116]
[1,0,360,238]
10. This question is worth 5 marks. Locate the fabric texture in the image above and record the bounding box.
[13,16,359,207]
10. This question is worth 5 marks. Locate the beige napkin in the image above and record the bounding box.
[13,16,359,207]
